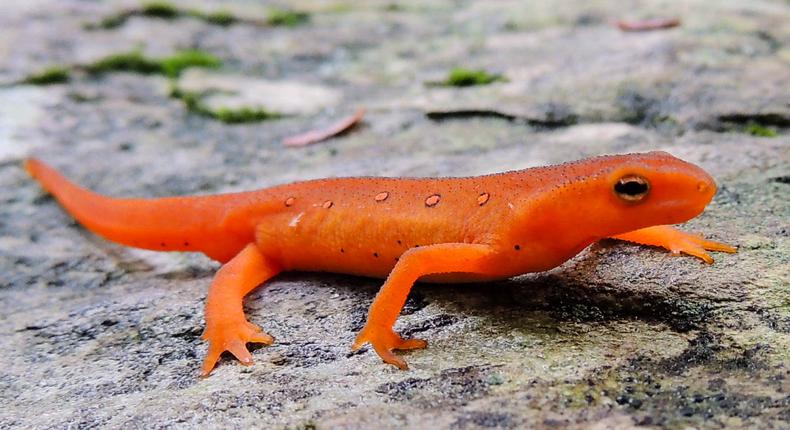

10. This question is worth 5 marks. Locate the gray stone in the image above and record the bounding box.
[0,0,788,429]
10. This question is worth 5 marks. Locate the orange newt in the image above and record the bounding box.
[24,152,736,375]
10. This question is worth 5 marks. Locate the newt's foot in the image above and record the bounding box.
[667,234,737,264]
[201,320,273,376]
[612,226,737,264]
[352,325,427,370]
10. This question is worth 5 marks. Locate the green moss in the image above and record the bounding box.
[85,50,220,77]
[22,66,70,85]
[169,86,201,109]
[169,86,216,119]
[141,1,179,18]
[91,12,131,29]
[744,122,778,137]
[87,3,247,29]
[182,93,205,113]
[169,86,279,124]
[442,67,505,87]
[213,106,278,123]
[160,50,221,77]
[267,8,310,27]
[202,10,237,26]
[85,51,161,75]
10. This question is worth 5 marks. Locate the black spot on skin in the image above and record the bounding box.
[397,240,402,245]
[373,252,379,258]
[340,248,345,253]
[514,244,521,251]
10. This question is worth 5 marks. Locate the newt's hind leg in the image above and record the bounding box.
[352,243,494,370]
[201,243,281,376]
[610,225,736,264]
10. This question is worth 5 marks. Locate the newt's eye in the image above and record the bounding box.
[614,175,650,202]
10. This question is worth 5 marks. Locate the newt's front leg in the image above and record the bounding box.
[352,243,494,369]
[610,225,736,264]
[201,243,281,376]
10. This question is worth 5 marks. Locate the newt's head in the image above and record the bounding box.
[575,151,717,237]
[528,151,718,244]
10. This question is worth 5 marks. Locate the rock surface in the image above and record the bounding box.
[1,0,788,429]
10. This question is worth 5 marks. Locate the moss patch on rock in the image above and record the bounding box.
[212,107,277,123]
[86,1,307,29]
[200,10,237,26]
[159,50,222,78]
[84,51,162,75]
[169,86,279,124]
[20,50,221,86]
[744,122,779,137]
[84,50,220,78]
[22,66,70,85]
[85,1,181,29]
[266,9,310,27]
[140,1,179,18]
[437,68,505,87]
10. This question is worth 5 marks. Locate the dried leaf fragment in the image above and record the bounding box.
[283,108,366,147]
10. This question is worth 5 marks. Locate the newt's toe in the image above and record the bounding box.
[698,238,737,254]
[372,343,409,370]
[395,338,428,350]
[672,235,737,264]
[200,320,274,376]
[202,346,224,376]
[353,324,426,369]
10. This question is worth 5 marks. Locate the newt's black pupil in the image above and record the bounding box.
[615,179,648,196]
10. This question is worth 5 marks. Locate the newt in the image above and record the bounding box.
[24,152,736,375]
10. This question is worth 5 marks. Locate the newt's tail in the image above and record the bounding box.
[25,158,256,262]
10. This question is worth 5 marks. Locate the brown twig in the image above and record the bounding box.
[617,17,681,32]
[283,108,366,147]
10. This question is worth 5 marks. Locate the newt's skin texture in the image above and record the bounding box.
[24,152,736,374]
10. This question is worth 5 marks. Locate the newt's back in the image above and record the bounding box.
[255,176,516,277]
